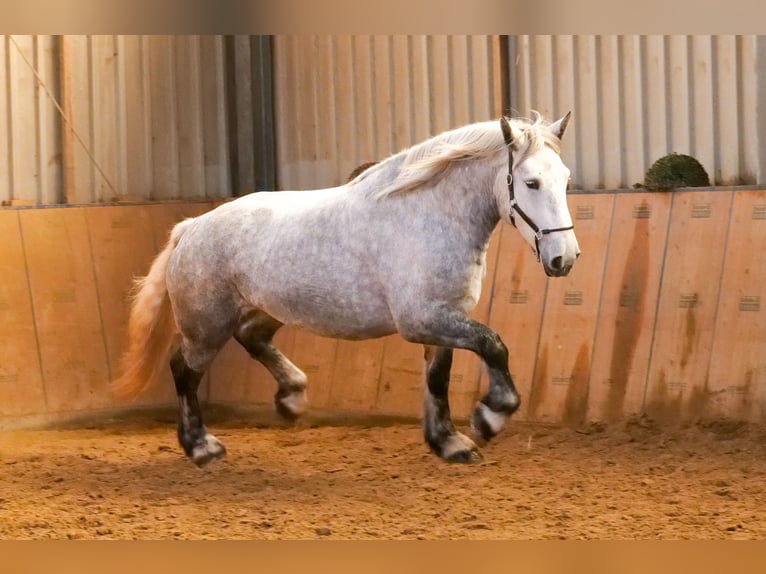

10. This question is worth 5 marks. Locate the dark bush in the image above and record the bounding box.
[643,153,711,191]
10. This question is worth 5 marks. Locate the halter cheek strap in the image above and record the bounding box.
[501,118,574,262]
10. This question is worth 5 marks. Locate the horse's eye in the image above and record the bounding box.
[525,180,540,190]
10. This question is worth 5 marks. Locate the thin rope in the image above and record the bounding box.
[8,35,120,199]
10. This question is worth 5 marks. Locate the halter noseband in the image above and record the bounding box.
[501,118,574,262]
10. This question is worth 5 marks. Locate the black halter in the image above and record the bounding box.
[501,118,574,262]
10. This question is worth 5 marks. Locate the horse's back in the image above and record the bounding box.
[166,188,398,339]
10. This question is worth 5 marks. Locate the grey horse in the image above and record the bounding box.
[113,111,580,466]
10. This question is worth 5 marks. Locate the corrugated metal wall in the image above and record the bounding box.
[509,35,763,189]
[271,35,503,191]
[0,35,231,205]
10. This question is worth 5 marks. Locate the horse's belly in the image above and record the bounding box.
[254,285,397,340]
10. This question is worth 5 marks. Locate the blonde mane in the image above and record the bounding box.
[362,112,563,199]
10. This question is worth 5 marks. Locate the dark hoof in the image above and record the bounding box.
[444,448,484,464]
[435,432,483,464]
[190,434,227,467]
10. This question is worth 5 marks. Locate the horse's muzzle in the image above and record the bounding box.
[543,253,579,277]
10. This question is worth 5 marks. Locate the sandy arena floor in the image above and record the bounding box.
[1,410,765,539]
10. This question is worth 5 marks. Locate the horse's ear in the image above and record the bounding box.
[549,111,572,140]
[500,117,521,149]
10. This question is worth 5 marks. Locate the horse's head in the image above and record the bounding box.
[497,112,580,277]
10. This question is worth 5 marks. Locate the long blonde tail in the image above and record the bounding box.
[112,219,194,400]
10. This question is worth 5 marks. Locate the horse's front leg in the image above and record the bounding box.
[401,308,520,462]
[423,345,482,463]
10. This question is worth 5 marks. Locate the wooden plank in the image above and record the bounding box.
[587,192,672,422]
[199,35,230,198]
[327,338,386,412]
[84,206,159,404]
[374,334,423,417]
[644,191,733,421]
[0,211,46,417]
[707,190,766,420]
[526,194,614,425]
[19,208,111,413]
[485,224,548,422]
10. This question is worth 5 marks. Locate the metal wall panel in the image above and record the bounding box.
[272,35,503,191]
[509,35,762,189]
[0,35,62,205]
[1,35,231,205]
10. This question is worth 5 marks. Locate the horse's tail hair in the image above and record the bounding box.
[112,218,195,401]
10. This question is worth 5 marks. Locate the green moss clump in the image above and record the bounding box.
[643,153,711,191]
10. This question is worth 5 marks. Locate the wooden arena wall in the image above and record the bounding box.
[1,188,765,428]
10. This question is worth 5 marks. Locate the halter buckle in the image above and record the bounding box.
[534,230,544,242]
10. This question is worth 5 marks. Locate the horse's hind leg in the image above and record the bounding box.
[423,345,481,463]
[235,311,308,419]
[170,348,226,467]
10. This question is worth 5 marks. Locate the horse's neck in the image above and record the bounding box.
[427,162,501,249]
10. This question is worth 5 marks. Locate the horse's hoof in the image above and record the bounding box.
[191,434,227,467]
[275,388,308,421]
[444,448,483,464]
[438,432,482,464]
[470,403,508,445]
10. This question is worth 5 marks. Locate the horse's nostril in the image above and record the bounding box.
[552,256,564,270]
